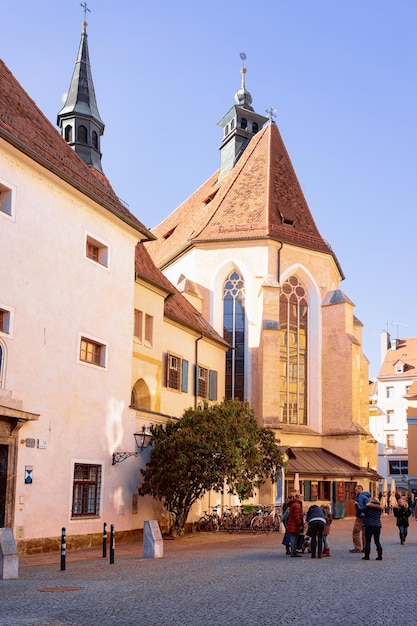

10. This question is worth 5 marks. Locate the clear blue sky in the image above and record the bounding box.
[3,1,417,379]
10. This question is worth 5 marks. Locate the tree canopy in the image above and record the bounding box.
[138,399,286,535]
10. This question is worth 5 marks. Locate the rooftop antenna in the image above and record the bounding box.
[391,321,408,339]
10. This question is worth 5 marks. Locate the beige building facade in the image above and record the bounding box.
[146,64,379,514]
[0,27,227,553]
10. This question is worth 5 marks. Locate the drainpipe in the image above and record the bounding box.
[277,242,283,283]
[194,333,203,409]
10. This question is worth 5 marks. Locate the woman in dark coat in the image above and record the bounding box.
[358,496,383,560]
[393,497,412,544]
[286,493,304,557]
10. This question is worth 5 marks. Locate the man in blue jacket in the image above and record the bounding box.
[349,484,371,553]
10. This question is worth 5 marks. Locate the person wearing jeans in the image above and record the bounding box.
[350,485,370,553]
[306,504,327,558]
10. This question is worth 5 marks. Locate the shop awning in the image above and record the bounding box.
[285,447,381,480]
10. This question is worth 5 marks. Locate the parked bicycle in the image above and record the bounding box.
[196,507,220,532]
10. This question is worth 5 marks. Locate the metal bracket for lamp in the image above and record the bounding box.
[112,426,152,465]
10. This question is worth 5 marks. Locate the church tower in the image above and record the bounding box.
[57,18,105,172]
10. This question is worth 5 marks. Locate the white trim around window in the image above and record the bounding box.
[0,178,16,221]
[84,231,111,270]
[78,332,109,370]
[0,303,14,338]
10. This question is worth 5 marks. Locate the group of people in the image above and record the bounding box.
[351,484,412,559]
[281,493,332,559]
[281,484,413,561]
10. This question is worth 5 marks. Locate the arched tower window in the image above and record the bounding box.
[92,131,98,150]
[64,125,73,142]
[241,117,247,130]
[223,270,245,401]
[279,276,308,425]
[78,125,88,143]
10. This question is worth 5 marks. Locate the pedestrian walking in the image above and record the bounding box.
[393,497,412,544]
[321,503,333,557]
[281,502,291,555]
[350,485,370,553]
[358,496,383,561]
[286,493,304,558]
[306,504,327,559]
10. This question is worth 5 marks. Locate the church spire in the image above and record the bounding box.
[57,11,105,173]
[217,54,268,179]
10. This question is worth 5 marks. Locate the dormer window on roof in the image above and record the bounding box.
[395,361,404,374]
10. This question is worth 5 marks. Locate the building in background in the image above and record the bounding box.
[369,331,417,494]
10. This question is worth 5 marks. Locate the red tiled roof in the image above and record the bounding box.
[135,244,229,348]
[378,337,417,378]
[0,59,152,240]
[147,122,342,277]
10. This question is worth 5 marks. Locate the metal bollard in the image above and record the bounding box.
[102,522,107,558]
[110,524,115,564]
[60,527,66,571]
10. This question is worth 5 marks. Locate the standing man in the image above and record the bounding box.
[350,484,370,553]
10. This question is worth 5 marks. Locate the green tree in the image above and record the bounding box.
[138,399,286,535]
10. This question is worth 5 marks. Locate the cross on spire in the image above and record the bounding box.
[80,2,91,21]
[266,106,277,122]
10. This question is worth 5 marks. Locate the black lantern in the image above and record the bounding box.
[112,426,152,465]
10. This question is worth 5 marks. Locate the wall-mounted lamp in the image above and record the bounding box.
[112,426,153,465]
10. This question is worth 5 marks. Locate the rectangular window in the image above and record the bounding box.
[386,434,395,449]
[134,309,143,342]
[85,234,109,267]
[71,463,101,517]
[166,354,189,393]
[197,366,208,398]
[386,410,394,424]
[386,386,394,399]
[167,353,181,390]
[389,460,408,475]
[144,314,153,346]
[80,337,106,367]
[0,182,13,217]
[0,308,11,334]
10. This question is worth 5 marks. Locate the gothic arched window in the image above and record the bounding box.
[78,125,88,144]
[92,131,98,150]
[223,271,245,401]
[279,276,308,425]
[65,125,73,142]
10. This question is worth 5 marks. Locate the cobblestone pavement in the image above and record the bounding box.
[1,514,416,626]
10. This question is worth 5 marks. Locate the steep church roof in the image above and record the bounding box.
[147,121,342,277]
[0,59,152,240]
[134,243,229,348]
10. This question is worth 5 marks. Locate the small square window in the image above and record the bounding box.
[80,336,106,367]
[0,182,13,217]
[0,308,11,334]
[144,314,153,346]
[85,234,109,267]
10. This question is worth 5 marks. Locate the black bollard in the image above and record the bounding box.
[110,524,115,564]
[102,522,107,558]
[60,527,66,571]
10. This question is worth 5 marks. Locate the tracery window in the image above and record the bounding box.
[223,271,245,401]
[279,276,307,425]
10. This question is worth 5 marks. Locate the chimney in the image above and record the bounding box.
[391,338,397,351]
[381,330,390,362]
